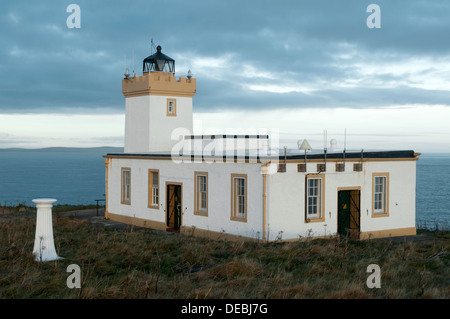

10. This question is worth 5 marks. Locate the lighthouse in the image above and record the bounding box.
[122,45,196,153]
[105,44,418,242]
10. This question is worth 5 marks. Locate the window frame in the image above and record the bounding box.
[305,174,325,223]
[194,172,208,216]
[166,98,177,116]
[231,173,247,222]
[372,172,389,217]
[148,169,160,209]
[121,167,131,205]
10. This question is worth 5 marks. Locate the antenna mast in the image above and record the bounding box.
[124,54,130,79]
[343,128,347,164]
[323,130,327,170]
[132,49,136,77]
[150,38,156,54]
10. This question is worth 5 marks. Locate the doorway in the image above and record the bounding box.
[337,189,361,239]
[166,183,182,232]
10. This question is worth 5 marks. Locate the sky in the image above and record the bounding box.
[1,0,450,153]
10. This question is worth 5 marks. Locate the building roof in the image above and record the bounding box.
[104,149,419,161]
[143,49,175,63]
[142,45,175,73]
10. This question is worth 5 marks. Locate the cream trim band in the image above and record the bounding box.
[107,212,416,242]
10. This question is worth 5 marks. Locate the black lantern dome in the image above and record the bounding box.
[143,45,175,73]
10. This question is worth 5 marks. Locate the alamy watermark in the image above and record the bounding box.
[367,4,381,29]
[64,4,381,32]
[170,126,281,174]
[366,264,381,288]
[66,264,81,289]
[66,4,81,29]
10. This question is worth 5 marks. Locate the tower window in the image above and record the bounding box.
[167,99,176,116]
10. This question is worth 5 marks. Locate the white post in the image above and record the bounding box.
[32,198,62,262]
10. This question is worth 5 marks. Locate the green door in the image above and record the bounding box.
[338,190,360,238]
[338,191,351,236]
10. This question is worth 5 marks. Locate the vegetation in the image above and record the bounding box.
[0,208,448,299]
[0,203,103,214]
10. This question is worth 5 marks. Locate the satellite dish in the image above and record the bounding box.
[330,138,337,150]
[187,69,193,79]
[299,139,312,151]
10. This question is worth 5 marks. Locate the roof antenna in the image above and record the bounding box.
[132,49,136,78]
[124,53,130,79]
[150,38,156,54]
[343,128,347,165]
[323,130,327,171]
[344,128,347,151]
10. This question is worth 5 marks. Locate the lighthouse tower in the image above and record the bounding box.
[122,45,196,153]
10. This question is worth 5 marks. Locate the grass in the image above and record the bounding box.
[0,203,103,214]
[0,208,449,299]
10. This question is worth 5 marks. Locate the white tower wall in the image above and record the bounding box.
[122,71,196,153]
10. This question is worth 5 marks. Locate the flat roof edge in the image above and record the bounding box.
[104,150,417,160]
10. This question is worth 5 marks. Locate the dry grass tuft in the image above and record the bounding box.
[205,258,263,280]
[0,208,449,299]
[267,284,313,298]
[328,285,371,299]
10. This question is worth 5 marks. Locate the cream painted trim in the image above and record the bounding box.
[124,90,195,98]
[121,167,131,205]
[104,155,174,161]
[104,158,110,219]
[372,172,390,218]
[122,73,196,98]
[108,213,416,242]
[337,186,362,191]
[262,164,268,242]
[108,212,166,231]
[194,171,208,216]
[230,173,248,223]
[305,174,325,223]
[360,227,416,240]
[166,98,177,116]
[183,225,336,242]
[181,226,261,242]
[148,169,160,209]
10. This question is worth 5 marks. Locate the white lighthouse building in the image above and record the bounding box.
[104,45,419,241]
[123,45,196,153]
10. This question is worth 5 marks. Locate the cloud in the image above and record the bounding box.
[0,0,449,115]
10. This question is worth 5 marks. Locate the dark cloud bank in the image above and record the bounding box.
[1,0,449,114]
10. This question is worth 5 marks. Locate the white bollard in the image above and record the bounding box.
[32,198,62,261]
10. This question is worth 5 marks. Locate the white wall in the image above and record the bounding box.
[124,95,193,153]
[148,95,193,152]
[360,161,416,232]
[266,160,416,240]
[107,158,264,239]
[107,157,416,241]
[124,96,150,153]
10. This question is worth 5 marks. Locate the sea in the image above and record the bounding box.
[0,148,449,230]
